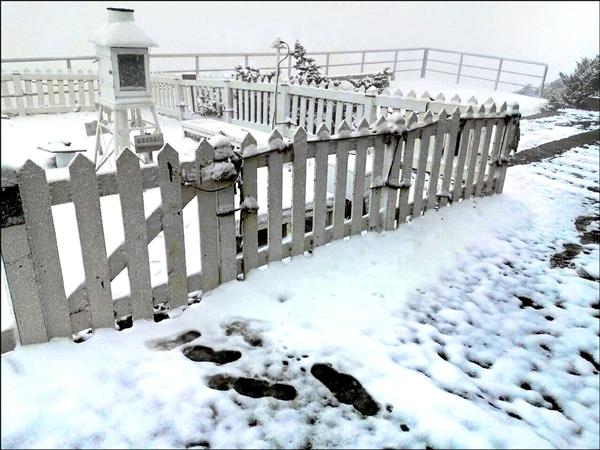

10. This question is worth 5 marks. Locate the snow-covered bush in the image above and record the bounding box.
[234,65,275,82]
[543,54,599,110]
[345,67,392,94]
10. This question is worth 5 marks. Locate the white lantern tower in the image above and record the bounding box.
[91,7,163,168]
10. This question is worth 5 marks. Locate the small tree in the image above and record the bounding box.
[292,41,328,84]
[544,54,599,110]
[234,65,275,82]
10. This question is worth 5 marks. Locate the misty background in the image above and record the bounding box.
[1,1,599,86]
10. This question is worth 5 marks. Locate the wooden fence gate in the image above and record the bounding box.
[0,106,519,351]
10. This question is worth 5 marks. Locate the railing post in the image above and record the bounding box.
[360,51,366,73]
[363,86,377,124]
[66,59,72,70]
[420,48,429,78]
[456,53,464,84]
[275,79,290,136]
[392,50,398,76]
[195,55,199,79]
[245,54,249,68]
[325,53,330,75]
[539,65,548,97]
[494,58,504,91]
[222,79,233,123]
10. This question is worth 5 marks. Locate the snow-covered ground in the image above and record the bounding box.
[1,100,599,448]
[1,137,598,448]
[388,78,548,117]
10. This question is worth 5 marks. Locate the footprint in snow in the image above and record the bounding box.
[146,330,201,351]
[182,345,242,365]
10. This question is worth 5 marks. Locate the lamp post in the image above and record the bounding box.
[270,38,290,130]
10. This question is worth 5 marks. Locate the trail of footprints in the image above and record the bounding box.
[146,326,380,416]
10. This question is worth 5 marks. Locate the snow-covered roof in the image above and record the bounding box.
[90,8,157,48]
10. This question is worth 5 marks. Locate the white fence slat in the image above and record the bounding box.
[316,98,325,131]
[298,96,307,130]
[47,76,56,107]
[1,79,12,110]
[464,119,485,199]
[332,124,350,240]
[412,123,434,217]
[267,134,284,262]
[241,134,259,274]
[335,101,344,130]
[291,95,299,126]
[474,119,495,197]
[452,119,474,202]
[35,76,44,107]
[496,117,517,194]
[77,77,85,106]
[313,125,330,248]
[67,72,75,106]
[484,119,507,194]
[368,135,386,232]
[355,103,365,124]
[116,149,154,321]
[397,126,417,225]
[217,183,237,283]
[292,127,308,256]
[325,100,334,133]
[18,161,71,338]
[56,74,65,106]
[243,89,249,121]
[1,225,48,345]
[269,92,276,127]
[425,111,448,211]
[196,140,220,292]
[344,103,354,127]
[438,108,461,207]
[23,72,33,109]
[256,91,263,125]
[262,91,269,125]
[250,90,256,123]
[383,135,404,230]
[69,154,114,330]
[307,97,316,135]
[87,79,95,108]
[158,145,188,309]
[351,134,368,235]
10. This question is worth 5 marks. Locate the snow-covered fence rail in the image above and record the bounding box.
[0,105,519,352]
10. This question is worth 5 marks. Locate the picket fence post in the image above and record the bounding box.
[222,79,233,123]
[0,169,48,346]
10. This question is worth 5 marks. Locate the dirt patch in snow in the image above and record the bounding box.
[509,130,599,166]
[147,330,201,351]
[206,373,297,400]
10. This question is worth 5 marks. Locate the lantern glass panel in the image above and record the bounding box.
[117,54,146,90]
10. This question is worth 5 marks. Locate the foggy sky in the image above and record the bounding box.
[1,1,599,81]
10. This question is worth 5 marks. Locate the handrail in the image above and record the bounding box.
[1,46,548,97]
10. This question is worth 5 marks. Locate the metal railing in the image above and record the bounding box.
[1,47,548,97]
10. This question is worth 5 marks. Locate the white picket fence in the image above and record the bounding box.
[0,105,519,351]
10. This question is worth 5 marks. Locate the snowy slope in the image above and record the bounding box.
[1,133,598,448]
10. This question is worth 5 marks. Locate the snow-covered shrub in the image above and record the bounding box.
[543,54,599,110]
[195,89,223,118]
[345,67,392,94]
[234,65,275,82]
[292,41,328,85]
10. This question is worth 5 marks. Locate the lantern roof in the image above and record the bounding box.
[90,7,157,48]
